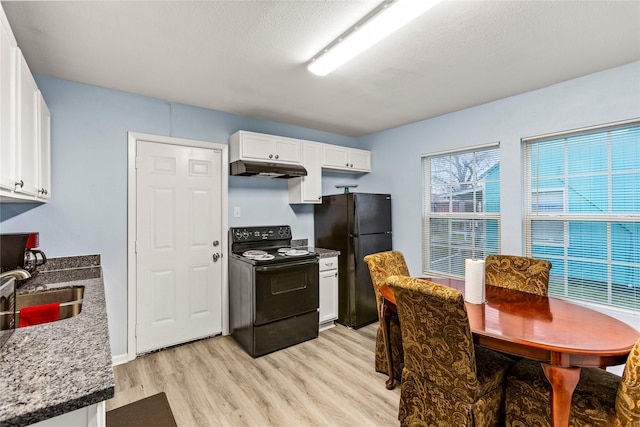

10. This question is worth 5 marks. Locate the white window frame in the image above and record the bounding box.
[422,143,501,278]
[523,119,640,312]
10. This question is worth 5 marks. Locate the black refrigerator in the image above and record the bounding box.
[314,193,392,328]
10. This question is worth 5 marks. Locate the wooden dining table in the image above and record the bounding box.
[378,277,639,427]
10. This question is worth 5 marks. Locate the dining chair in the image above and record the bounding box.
[363,250,408,383]
[485,255,552,296]
[505,337,640,426]
[387,275,515,426]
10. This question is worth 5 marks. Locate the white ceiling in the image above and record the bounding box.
[3,1,640,137]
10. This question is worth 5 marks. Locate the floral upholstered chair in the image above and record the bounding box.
[505,337,640,427]
[363,250,408,384]
[485,255,552,296]
[387,275,515,427]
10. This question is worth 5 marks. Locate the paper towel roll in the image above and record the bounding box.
[465,259,486,304]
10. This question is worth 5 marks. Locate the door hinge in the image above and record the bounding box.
[135,156,139,169]
[135,241,139,253]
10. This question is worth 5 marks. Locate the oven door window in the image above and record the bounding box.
[254,261,319,325]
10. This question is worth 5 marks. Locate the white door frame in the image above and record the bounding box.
[127,132,229,362]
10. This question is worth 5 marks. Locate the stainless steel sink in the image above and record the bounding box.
[0,286,84,330]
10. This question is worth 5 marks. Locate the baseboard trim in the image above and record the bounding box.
[112,353,131,366]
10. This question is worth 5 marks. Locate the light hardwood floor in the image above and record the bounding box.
[107,323,402,426]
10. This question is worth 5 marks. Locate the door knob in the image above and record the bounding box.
[212,253,220,262]
[213,240,219,247]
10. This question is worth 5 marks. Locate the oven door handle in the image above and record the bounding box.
[255,260,317,272]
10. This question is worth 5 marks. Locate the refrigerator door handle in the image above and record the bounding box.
[352,236,358,274]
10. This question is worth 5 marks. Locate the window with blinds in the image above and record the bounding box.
[524,121,640,311]
[422,145,501,277]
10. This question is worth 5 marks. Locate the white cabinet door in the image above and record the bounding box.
[319,256,339,330]
[322,144,350,170]
[15,51,39,196]
[37,91,51,199]
[238,132,274,161]
[271,136,302,163]
[288,141,322,204]
[321,144,371,173]
[0,6,17,191]
[230,131,301,164]
[348,148,371,172]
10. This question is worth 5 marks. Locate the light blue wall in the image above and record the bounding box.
[356,61,640,279]
[2,61,639,358]
[0,76,357,356]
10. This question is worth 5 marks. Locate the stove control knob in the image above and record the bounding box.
[279,226,291,237]
[242,230,249,239]
[234,230,243,240]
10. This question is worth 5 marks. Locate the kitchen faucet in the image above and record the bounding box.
[0,269,31,281]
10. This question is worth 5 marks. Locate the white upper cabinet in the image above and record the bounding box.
[0,4,52,202]
[289,140,322,204]
[37,91,51,199]
[321,145,371,173]
[16,51,39,197]
[229,129,371,204]
[230,130,301,164]
[0,6,17,191]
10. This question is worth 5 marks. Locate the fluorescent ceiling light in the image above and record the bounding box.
[308,0,442,76]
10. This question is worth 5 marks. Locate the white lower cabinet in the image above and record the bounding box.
[319,256,339,331]
[30,402,105,427]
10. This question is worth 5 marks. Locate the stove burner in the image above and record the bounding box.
[282,249,310,257]
[253,254,275,261]
[243,250,267,259]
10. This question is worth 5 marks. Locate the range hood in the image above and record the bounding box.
[230,160,307,179]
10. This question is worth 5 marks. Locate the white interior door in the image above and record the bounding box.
[136,140,223,354]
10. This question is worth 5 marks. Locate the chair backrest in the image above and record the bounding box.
[616,337,640,426]
[364,250,410,309]
[387,275,480,402]
[485,255,552,296]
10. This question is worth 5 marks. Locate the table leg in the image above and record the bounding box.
[541,363,581,427]
[380,301,395,390]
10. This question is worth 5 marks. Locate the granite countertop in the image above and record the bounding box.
[291,239,340,258]
[0,255,114,427]
[312,247,341,258]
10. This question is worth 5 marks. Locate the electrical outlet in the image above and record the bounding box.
[233,207,241,218]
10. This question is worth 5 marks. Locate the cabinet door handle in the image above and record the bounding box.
[269,154,273,159]
[15,180,24,189]
[275,154,279,159]
[350,163,353,167]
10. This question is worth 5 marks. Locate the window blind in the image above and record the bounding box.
[524,121,640,311]
[422,145,501,278]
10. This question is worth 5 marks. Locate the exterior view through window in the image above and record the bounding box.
[422,145,500,277]
[524,121,640,311]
